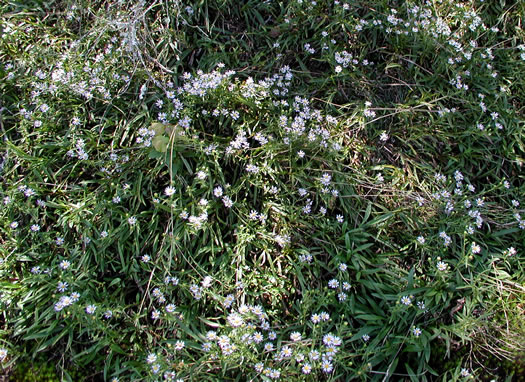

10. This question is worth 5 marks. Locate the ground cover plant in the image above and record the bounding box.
[0,0,524,380]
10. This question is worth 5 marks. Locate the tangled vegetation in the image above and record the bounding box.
[0,0,524,381]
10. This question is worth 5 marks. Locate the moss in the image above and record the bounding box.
[10,359,59,382]
[10,357,93,382]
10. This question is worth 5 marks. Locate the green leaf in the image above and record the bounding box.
[152,135,170,153]
[110,343,127,355]
[405,363,419,382]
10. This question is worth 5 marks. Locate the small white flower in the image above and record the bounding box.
[151,363,161,374]
[280,345,293,358]
[412,327,422,337]
[202,276,213,288]
[252,332,264,343]
[321,360,333,373]
[213,186,223,198]
[223,294,234,308]
[320,173,332,186]
[57,281,68,292]
[245,164,259,173]
[460,368,470,377]
[85,304,96,314]
[146,353,157,364]
[227,313,244,327]
[206,331,217,341]
[222,196,233,208]
[164,186,176,196]
[248,210,259,220]
[302,363,312,374]
[471,242,481,254]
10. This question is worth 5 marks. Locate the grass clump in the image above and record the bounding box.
[0,0,524,381]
